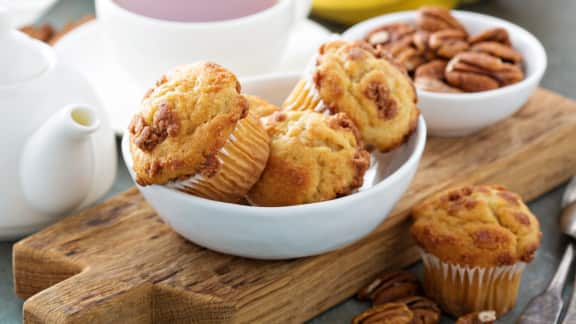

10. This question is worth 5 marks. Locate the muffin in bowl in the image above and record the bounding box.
[283,39,419,152]
[411,185,542,317]
[247,111,370,206]
[129,62,270,203]
[343,9,546,137]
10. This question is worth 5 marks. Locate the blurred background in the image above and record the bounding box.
[7,0,571,95]
[1,0,574,323]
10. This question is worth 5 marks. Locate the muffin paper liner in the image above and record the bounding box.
[283,32,344,114]
[419,249,525,318]
[282,53,327,113]
[167,113,269,203]
[282,77,325,113]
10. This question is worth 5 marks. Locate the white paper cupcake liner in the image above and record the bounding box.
[282,55,325,113]
[419,249,525,317]
[420,250,525,288]
[166,113,269,202]
[283,35,342,114]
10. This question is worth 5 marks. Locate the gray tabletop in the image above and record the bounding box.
[1,0,575,323]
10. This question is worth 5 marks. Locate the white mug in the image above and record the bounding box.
[96,0,310,87]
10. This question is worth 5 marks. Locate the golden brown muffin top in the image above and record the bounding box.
[247,111,370,206]
[245,95,280,119]
[129,62,248,185]
[313,40,419,152]
[411,185,542,268]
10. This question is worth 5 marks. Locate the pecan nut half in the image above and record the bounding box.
[456,310,497,324]
[417,6,467,34]
[397,296,441,324]
[383,42,427,72]
[470,41,523,64]
[470,28,511,46]
[412,30,435,60]
[445,52,523,92]
[429,29,470,58]
[414,60,462,93]
[353,303,414,324]
[366,25,426,72]
[357,271,422,305]
[20,24,55,42]
[366,23,416,47]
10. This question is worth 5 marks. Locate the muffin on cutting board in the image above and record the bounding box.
[411,185,542,317]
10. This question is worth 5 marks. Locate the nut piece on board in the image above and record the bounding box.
[357,271,422,305]
[352,303,414,324]
[429,29,470,59]
[470,28,511,46]
[397,296,441,324]
[417,6,467,34]
[456,310,497,324]
[445,52,524,91]
[470,41,523,64]
[414,60,462,93]
[20,24,54,42]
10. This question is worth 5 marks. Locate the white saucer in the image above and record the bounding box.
[54,19,331,134]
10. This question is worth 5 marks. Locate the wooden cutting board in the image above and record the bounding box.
[13,89,576,324]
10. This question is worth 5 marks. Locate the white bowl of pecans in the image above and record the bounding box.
[343,7,547,137]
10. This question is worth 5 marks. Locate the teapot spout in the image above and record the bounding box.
[20,105,100,215]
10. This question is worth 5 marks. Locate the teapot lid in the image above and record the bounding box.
[0,5,54,87]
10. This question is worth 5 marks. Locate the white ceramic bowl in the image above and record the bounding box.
[122,73,426,260]
[343,10,547,137]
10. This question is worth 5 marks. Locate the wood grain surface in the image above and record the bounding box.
[13,89,576,323]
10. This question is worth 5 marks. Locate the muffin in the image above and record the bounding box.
[247,111,370,206]
[245,95,280,119]
[129,62,270,203]
[282,40,419,152]
[410,185,542,318]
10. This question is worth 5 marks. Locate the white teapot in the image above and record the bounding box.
[0,6,117,240]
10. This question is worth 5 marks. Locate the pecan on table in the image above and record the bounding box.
[417,6,467,34]
[456,310,497,324]
[414,60,462,93]
[352,303,414,324]
[470,41,523,65]
[19,16,95,46]
[20,24,54,42]
[445,52,523,92]
[428,29,470,59]
[470,28,511,46]
[357,271,422,305]
[397,296,441,324]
